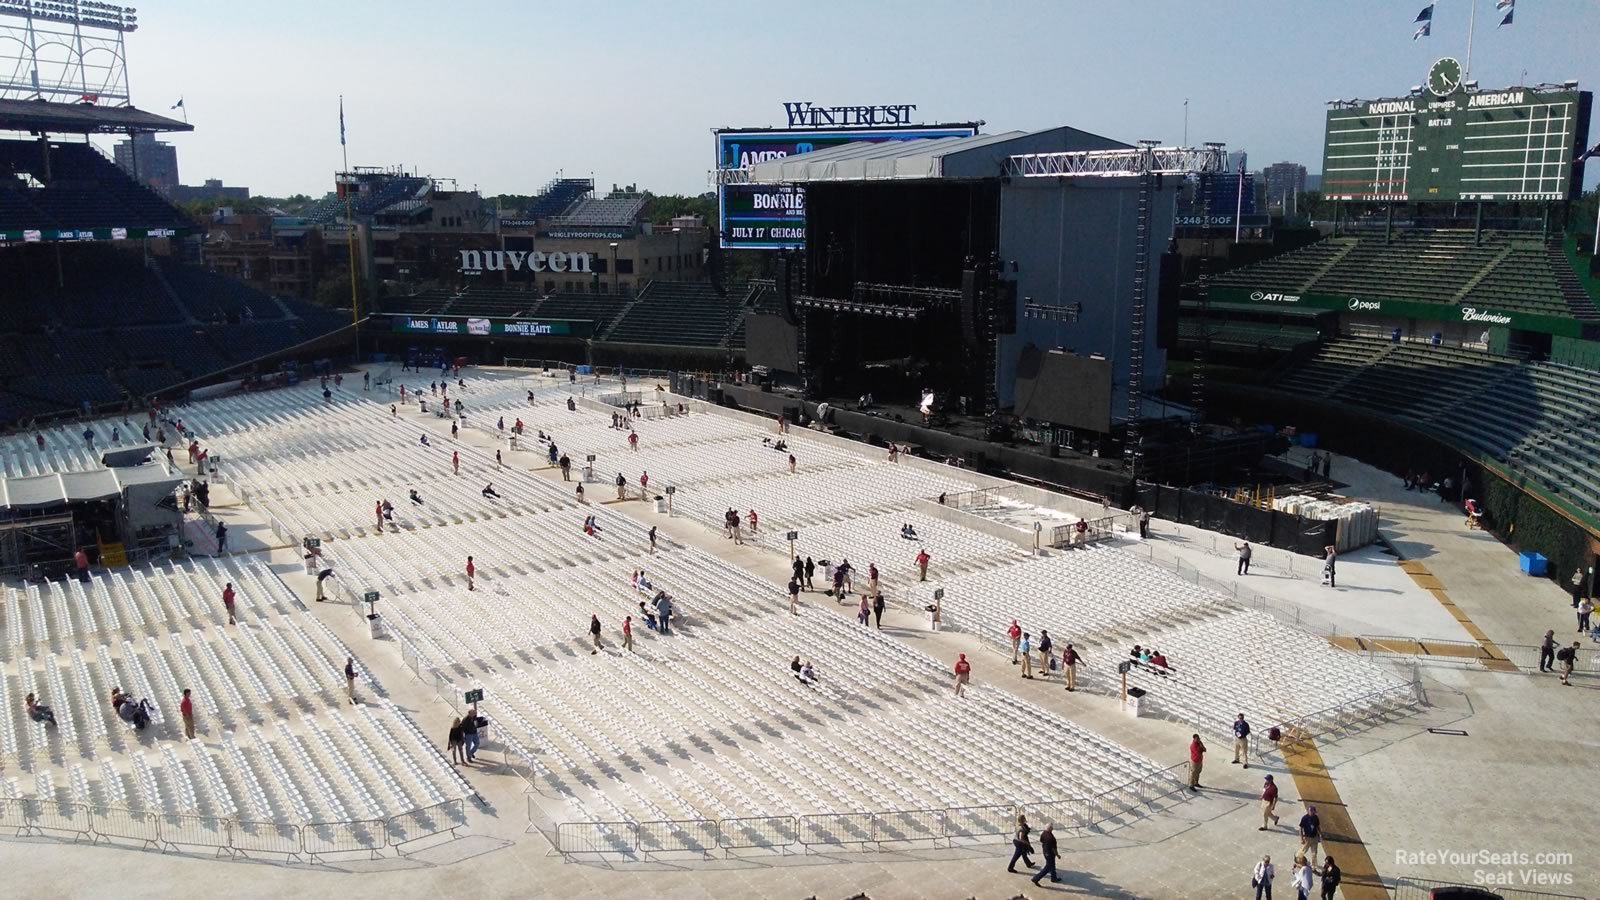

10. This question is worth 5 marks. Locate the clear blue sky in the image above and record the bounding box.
[116,0,1600,197]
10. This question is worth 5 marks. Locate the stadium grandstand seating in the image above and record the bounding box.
[302,177,429,226]
[157,259,284,322]
[1211,229,1598,321]
[551,195,645,227]
[522,177,594,219]
[1267,335,1600,516]
[0,139,190,233]
[0,246,182,329]
[531,292,630,329]
[1176,316,1320,352]
[726,280,780,353]
[606,281,746,346]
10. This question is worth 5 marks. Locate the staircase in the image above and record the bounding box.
[600,281,652,339]
[717,282,767,349]
[1548,243,1600,320]
[1453,244,1515,302]
[1298,238,1360,292]
[98,539,128,567]
[146,258,201,324]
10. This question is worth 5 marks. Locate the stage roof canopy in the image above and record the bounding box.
[0,463,184,510]
[745,126,1129,184]
[0,99,193,135]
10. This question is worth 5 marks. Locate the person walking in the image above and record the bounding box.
[1019,633,1034,679]
[1578,596,1592,634]
[1233,713,1252,768]
[1236,541,1252,576]
[215,520,228,554]
[1061,643,1081,691]
[180,688,195,739]
[856,593,871,626]
[866,562,879,595]
[1298,806,1322,867]
[639,471,649,496]
[871,593,885,629]
[788,453,796,474]
[1252,855,1276,900]
[589,614,603,654]
[465,556,476,591]
[559,454,571,481]
[452,450,460,475]
[788,577,801,616]
[1319,857,1341,900]
[1322,545,1337,587]
[792,556,805,589]
[1008,619,1022,663]
[1259,774,1281,830]
[648,525,657,554]
[1187,734,1206,791]
[460,705,480,761]
[656,594,673,635]
[344,657,358,704]
[75,546,90,583]
[628,431,639,452]
[622,615,634,652]
[222,582,237,626]
[915,547,930,582]
[447,717,466,766]
[1291,857,1313,900]
[953,653,970,697]
[1557,641,1579,685]
[1030,823,1059,885]
[1037,629,1053,678]
[804,556,815,591]
[1006,814,1035,873]
[1539,629,1557,672]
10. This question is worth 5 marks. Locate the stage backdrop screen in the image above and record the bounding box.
[1011,346,1114,434]
[715,125,977,250]
[1322,81,1591,202]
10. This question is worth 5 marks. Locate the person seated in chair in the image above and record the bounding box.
[1147,650,1172,675]
[900,523,919,540]
[25,692,56,727]
[637,601,658,631]
[419,434,430,446]
[798,661,819,686]
[481,483,501,499]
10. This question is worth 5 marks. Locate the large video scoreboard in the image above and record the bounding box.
[715,120,977,250]
[1322,58,1591,202]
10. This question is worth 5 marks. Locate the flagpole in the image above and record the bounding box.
[342,96,360,362]
[1464,0,1477,79]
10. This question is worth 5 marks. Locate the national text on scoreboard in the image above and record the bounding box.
[715,116,978,251]
[1322,63,1591,203]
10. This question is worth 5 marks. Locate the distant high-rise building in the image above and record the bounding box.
[1261,162,1307,213]
[113,132,179,193]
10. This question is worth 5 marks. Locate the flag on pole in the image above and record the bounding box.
[1498,8,1513,26]
[170,98,183,109]
[1413,21,1431,40]
[1413,3,1434,23]
[339,96,346,147]
[1579,141,1600,162]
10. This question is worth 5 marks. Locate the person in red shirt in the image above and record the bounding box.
[452,450,460,475]
[788,453,796,474]
[747,509,759,533]
[375,499,384,529]
[1259,774,1281,830]
[953,653,971,697]
[1007,620,1022,663]
[916,548,931,581]
[1188,734,1206,792]
[622,615,634,652]
[222,582,236,625]
[74,547,90,583]
[628,431,639,452]
[465,556,475,591]
[1061,643,1082,691]
[640,471,649,494]
[180,688,195,739]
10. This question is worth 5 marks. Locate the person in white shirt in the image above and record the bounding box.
[1253,855,1276,900]
[1291,856,1313,900]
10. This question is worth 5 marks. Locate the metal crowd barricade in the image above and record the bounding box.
[230,819,302,860]
[27,799,93,842]
[386,798,466,851]
[870,808,945,845]
[557,820,637,855]
[635,818,717,856]
[1018,799,1091,836]
[0,796,27,833]
[301,818,386,863]
[798,811,875,847]
[89,805,160,849]
[940,804,1015,843]
[160,812,233,856]
[716,815,797,854]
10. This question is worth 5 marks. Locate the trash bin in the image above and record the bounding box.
[367,613,385,640]
[653,496,666,513]
[1518,551,1548,577]
[1123,686,1146,718]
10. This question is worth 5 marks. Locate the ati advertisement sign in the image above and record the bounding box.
[458,249,594,275]
[389,315,593,339]
[1216,287,1581,337]
[715,123,978,251]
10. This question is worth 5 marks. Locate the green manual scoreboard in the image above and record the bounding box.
[1322,58,1592,203]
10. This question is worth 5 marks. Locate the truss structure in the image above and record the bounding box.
[852,282,961,307]
[1005,144,1228,179]
[1022,301,1082,322]
[0,0,137,103]
[794,294,926,319]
